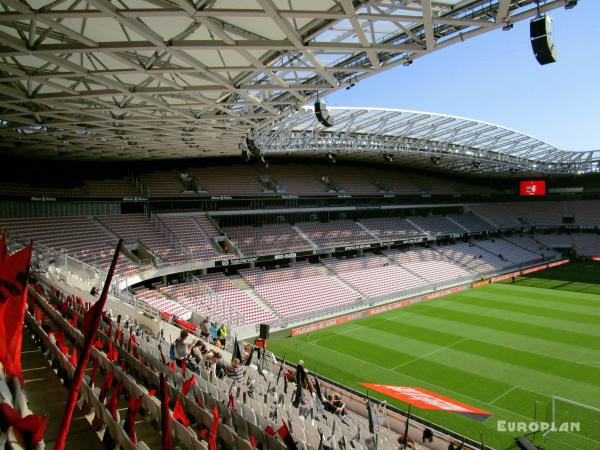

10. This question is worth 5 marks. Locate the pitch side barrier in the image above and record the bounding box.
[290,259,570,336]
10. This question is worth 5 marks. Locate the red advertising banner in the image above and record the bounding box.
[547,259,570,267]
[359,384,491,421]
[593,256,600,262]
[519,180,546,196]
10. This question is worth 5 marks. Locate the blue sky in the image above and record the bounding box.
[327,1,599,152]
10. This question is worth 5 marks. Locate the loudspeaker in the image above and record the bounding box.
[314,101,334,127]
[259,324,270,340]
[530,15,557,65]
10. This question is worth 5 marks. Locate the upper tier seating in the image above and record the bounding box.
[363,167,423,195]
[240,262,361,318]
[158,215,219,261]
[0,216,140,276]
[311,165,381,194]
[446,213,496,233]
[138,171,185,197]
[187,166,264,195]
[224,223,314,256]
[407,215,465,236]
[260,164,326,195]
[498,201,564,227]
[297,220,374,248]
[570,233,600,256]
[470,203,522,228]
[322,255,428,298]
[98,214,188,265]
[562,200,600,228]
[359,217,424,241]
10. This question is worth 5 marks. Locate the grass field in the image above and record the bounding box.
[268,261,600,449]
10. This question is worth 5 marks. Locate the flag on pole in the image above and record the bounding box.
[0,243,32,384]
[208,405,219,450]
[160,373,174,450]
[54,240,122,450]
[276,420,298,450]
[124,394,143,443]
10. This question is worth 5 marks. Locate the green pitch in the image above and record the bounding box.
[268,261,600,449]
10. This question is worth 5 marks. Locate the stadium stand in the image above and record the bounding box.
[385,248,473,284]
[157,214,221,260]
[297,220,375,248]
[322,255,428,298]
[446,213,496,233]
[98,214,189,265]
[472,238,543,265]
[311,165,381,195]
[406,214,465,236]
[570,233,600,256]
[434,241,513,273]
[261,164,326,195]
[240,262,362,319]
[0,216,140,276]
[470,203,522,228]
[359,217,425,241]
[138,171,186,197]
[562,200,600,228]
[224,223,314,256]
[187,166,264,195]
[533,233,574,248]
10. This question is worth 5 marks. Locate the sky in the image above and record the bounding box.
[327,0,599,152]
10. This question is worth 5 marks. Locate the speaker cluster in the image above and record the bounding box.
[530,15,557,65]
[314,101,334,127]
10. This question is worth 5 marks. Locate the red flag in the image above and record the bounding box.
[34,305,42,323]
[160,373,173,450]
[93,339,103,350]
[124,394,143,443]
[69,347,77,366]
[0,403,48,445]
[264,425,275,436]
[276,420,298,450]
[0,243,32,383]
[99,371,114,402]
[107,382,122,420]
[0,230,8,263]
[249,435,257,449]
[173,400,190,426]
[182,374,196,396]
[208,405,219,450]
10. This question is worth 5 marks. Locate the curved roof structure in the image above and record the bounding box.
[0,0,570,168]
[253,107,600,176]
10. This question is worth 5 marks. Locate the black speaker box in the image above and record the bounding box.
[314,101,334,127]
[259,323,270,339]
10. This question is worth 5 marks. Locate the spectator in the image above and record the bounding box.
[296,360,313,392]
[209,321,220,344]
[422,428,433,443]
[219,322,228,347]
[174,330,200,368]
[332,394,347,417]
[224,357,246,383]
[324,395,336,414]
[199,317,210,339]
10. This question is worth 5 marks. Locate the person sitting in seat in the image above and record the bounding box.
[331,393,347,418]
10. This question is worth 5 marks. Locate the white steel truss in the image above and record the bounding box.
[0,0,571,164]
[253,107,600,176]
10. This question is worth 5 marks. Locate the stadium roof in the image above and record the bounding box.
[0,0,572,167]
[253,106,600,177]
